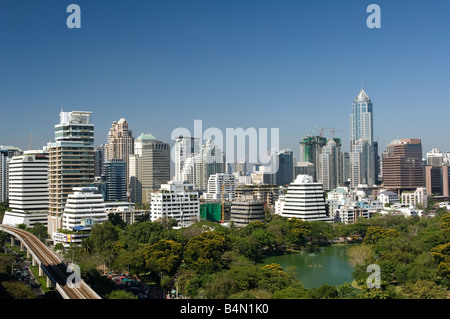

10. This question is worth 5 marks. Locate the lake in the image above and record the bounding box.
[263,245,354,289]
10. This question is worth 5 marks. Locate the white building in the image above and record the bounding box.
[53,187,107,247]
[150,181,200,227]
[280,174,332,222]
[61,187,107,230]
[378,190,400,205]
[2,150,49,228]
[401,188,427,208]
[205,173,237,201]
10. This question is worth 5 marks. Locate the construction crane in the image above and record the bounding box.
[328,128,344,138]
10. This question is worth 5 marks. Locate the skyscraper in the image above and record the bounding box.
[349,88,376,187]
[319,138,340,191]
[130,133,170,203]
[173,136,200,182]
[299,135,327,181]
[180,138,225,191]
[102,159,127,202]
[382,138,423,193]
[47,111,95,235]
[105,118,134,162]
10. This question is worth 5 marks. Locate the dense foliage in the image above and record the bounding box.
[76,210,450,299]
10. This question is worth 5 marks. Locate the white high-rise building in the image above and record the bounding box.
[281,174,332,222]
[180,138,225,191]
[173,136,200,182]
[2,150,49,228]
[205,173,237,201]
[150,181,199,227]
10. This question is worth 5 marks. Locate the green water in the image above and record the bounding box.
[263,245,354,289]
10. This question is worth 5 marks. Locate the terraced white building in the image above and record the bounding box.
[281,174,332,222]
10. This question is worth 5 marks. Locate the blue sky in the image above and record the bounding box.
[1,0,449,159]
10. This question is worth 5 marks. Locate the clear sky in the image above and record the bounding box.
[1,0,449,160]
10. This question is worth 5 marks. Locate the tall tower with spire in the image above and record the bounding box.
[349,88,376,187]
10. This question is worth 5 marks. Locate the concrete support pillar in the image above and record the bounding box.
[10,236,14,246]
[39,265,43,277]
[26,249,30,259]
[46,276,53,288]
[20,241,24,252]
[32,256,36,266]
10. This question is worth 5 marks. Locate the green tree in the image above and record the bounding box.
[403,279,447,299]
[283,218,311,248]
[29,222,47,243]
[108,290,138,299]
[309,221,334,244]
[307,284,338,299]
[183,231,230,274]
[1,281,35,299]
[363,226,400,245]
[89,221,121,271]
[347,244,373,267]
[144,239,182,276]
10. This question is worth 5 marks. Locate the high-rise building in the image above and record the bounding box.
[299,136,327,181]
[270,149,294,186]
[150,181,199,227]
[128,153,142,203]
[102,159,127,202]
[2,150,49,228]
[349,88,377,187]
[350,138,370,188]
[382,139,423,193]
[280,174,332,222]
[425,165,449,197]
[94,145,105,177]
[0,146,23,202]
[319,138,339,191]
[427,148,443,166]
[129,133,170,203]
[173,136,200,182]
[205,173,237,201]
[47,111,95,235]
[180,138,225,191]
[105,118,134,162]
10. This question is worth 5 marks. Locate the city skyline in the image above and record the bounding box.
[1,1,450,157]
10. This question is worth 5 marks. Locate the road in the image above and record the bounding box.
[0,224,101,299]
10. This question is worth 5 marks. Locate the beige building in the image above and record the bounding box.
[105,118,134,161]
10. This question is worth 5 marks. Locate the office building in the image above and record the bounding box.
[94,145,105,177]
[425,165,449,197]
[270,149,294,186]
[318,138,342,191]
[299,136,327,181]
[105,118,134,162]
[349,88,377,187]
[427,149,443,166]
[102,159,127,202]
[180,138,225,191]
[47,111,95,235]
[280,174,332,222]
[382,139,423,193]
[2,150,49,228]
[205,173,237,201]
[173,136,200,182]
[53,187,107,247]
[150,181,199,227]
[230,200,265,227]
